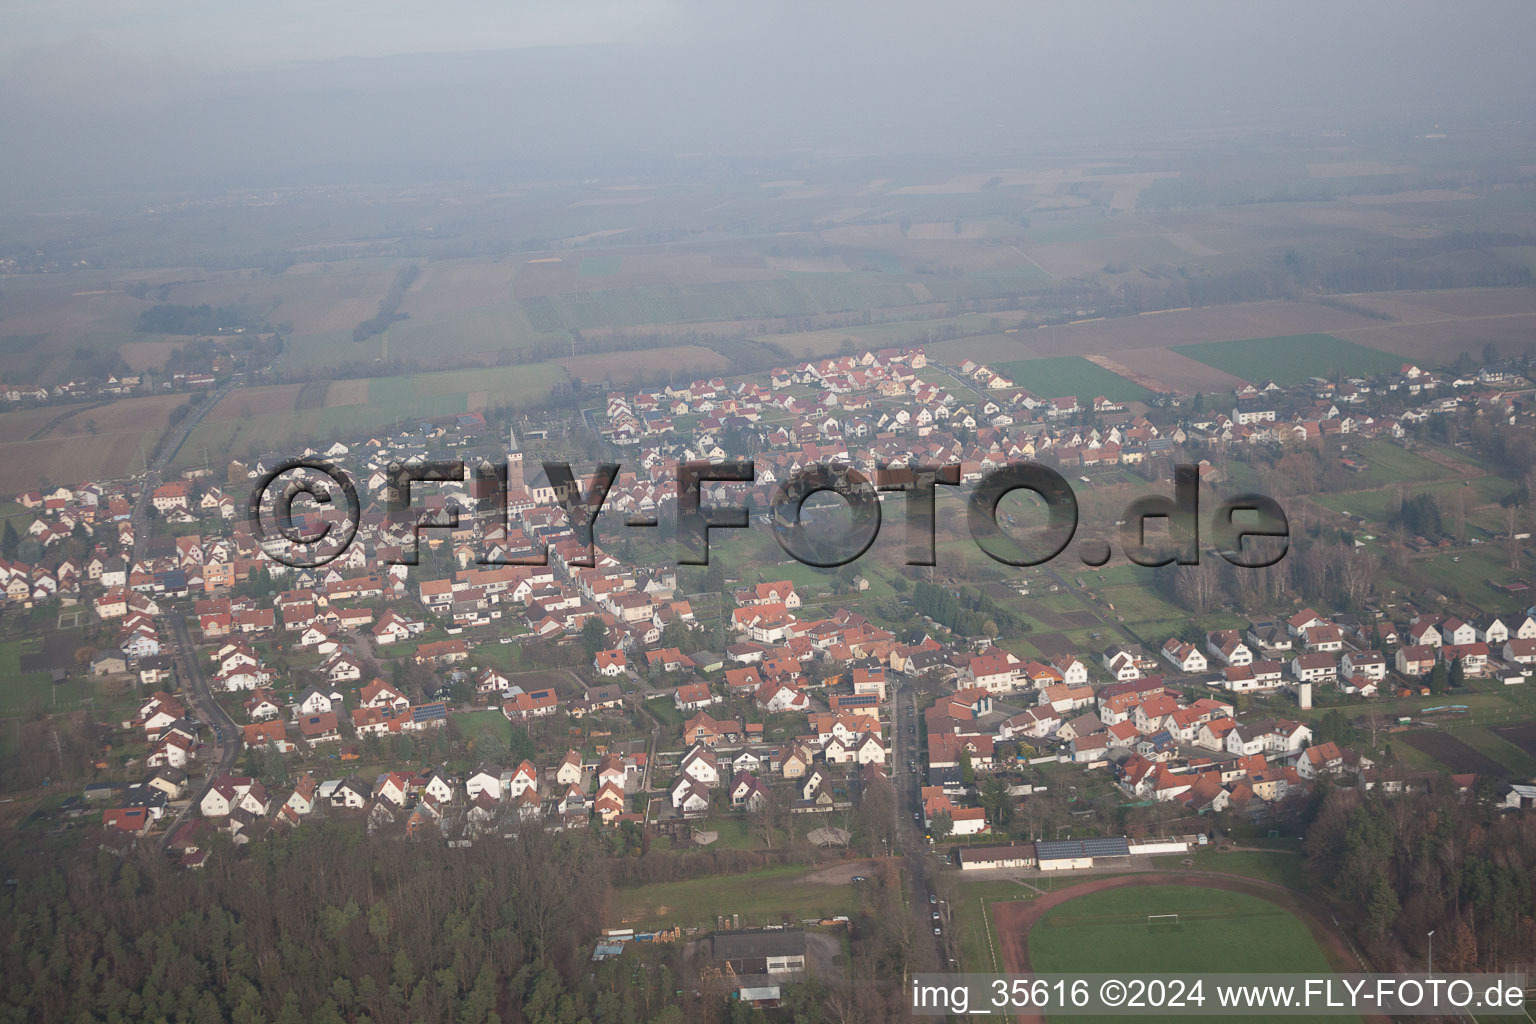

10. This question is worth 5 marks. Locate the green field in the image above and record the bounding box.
[171,363,564,467]
[0,639,57,715]
[1146,851,1309,889]
[1029,885,1348,1023]
[378,305,543,364]
[1172,334,1400,386]
[1031,885,1332,973]
[995,356,1149,403]
[454,710,516,746]
[608,864,854,929]
[579,255,623,277]
[1335,440,1450,487]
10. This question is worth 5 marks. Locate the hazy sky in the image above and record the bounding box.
[3,1,681,64]
[3,2,1534,199]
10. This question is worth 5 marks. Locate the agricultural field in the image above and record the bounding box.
[526,275,924,333]
[376,258,547,367]
[0,393,189,495]
[758,310,1037,359]
[165,258,419,372]
[555,345,730,385]
[170,363,565,468]
[0,273,188,385]
[1399,730,1515,778]
[1172,334,1400,387]
[994,356,1149,404]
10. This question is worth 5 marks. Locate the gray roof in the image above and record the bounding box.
[711,928,806,961]
[1036,837,1129,861]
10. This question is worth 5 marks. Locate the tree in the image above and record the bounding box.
[958,749,975,786]
[475,731,509,764]
[260,742,289,787]
[16,537,42,564]
[979,778,1014,830]
[581,616,607,658]
[855,775,897,855]
[1362,709,1387,749]
[1428,661,1449,695]
[1,520,18,560]
[753,785,788,849]
[930,811,953,840]
[1365,870,1400,937]
[1505,505,1523,570]
[1449,658,1466,689]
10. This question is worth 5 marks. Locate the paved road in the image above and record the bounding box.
[889,683,953,968]
[159,612,240,849]
[130,380,239,566]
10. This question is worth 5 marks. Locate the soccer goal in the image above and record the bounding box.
[1147,914,1182,932]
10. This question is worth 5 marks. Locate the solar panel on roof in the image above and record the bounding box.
[413,703,447,722]
[1082,837,1130,857]
[1035,837,1131,861]
[1034,839,1085,860]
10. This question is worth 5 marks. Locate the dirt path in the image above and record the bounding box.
[801,858,883,885]
[989,871,1384,1023]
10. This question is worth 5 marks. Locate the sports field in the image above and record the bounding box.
[1172,333,1400,386]
[1029,885,1332,976]
[609,864,854,930]
[993,875,1362,1024]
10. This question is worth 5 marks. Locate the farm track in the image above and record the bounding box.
[25,399,109,441]
[990,871,1386,1024]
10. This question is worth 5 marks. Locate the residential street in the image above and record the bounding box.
[158,612,239,849]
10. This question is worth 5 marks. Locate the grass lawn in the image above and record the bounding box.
[1030,884,1329,972]
[0,639,64,715]
[1032,884,1345,1019]
[1029,884,1350,1024]
[700,818,771,850]
[994,356,1149,404]
[644,697,684,728]
[471,643,526,675]
[1339,441,1451,487]
[1147,849,1309,889]
[1172,334,1399,387]
[1095,584,1185,622]
[953,878,1042,972]
[608,864,855,930]
[454,710,514,745]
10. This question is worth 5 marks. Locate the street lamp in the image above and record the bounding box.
[1426,930,1435,976]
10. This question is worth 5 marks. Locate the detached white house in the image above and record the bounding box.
[1161,639,1207,674]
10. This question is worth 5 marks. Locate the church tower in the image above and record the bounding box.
[508,425,524,492]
